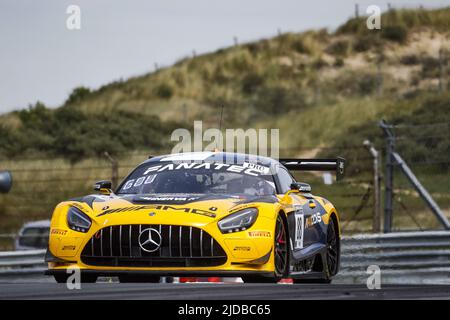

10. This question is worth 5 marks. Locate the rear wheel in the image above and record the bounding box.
[293,218,338,284]
[242,214,288,284]
[325,218,339,277]
[118,275,161,283]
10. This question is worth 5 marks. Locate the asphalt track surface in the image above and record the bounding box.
[0,277,450,299]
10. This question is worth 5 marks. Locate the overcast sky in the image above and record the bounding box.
[1,0,449,113]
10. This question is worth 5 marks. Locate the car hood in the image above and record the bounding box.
[70,193,279,224]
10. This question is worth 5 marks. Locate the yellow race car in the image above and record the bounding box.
[45,152,345,283]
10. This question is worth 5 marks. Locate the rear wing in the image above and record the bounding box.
[279,157,346,181]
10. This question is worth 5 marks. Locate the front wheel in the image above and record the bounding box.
[242,214,288,284]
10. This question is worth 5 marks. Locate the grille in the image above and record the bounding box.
[80,225,227,267]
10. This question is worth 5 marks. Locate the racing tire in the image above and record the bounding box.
[242,214,288,284]
[118,275,161,283]
[293,218,338,284]
[53,273,98,283]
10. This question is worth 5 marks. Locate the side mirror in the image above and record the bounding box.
[94,180,112,194]
[0,170,12,194]
[290,182,311,193]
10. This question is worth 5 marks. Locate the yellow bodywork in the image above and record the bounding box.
[48,192,339,274]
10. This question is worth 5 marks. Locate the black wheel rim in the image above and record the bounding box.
[274,215,287,276]
[326,220,338,275]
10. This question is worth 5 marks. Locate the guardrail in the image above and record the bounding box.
[0,249,46,277]
[337,230,450,284]
[0,231,449,284]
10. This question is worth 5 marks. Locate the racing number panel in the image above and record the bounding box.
[286,196,328,265]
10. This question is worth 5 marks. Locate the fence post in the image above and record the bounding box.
[104,152,119,190]
[379,120,395,233]
[392,152,450,230]
[363,140,381,233]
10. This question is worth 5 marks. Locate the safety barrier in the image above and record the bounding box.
[0,249,46,277]
[337,230,450,284]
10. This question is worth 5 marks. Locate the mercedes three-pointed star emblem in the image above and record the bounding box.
[138,228,162,252]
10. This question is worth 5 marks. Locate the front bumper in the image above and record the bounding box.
[45,269,274,278]
[47,220,275,273]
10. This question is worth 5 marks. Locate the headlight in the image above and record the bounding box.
[218,208,258,233]
[67,207,91,233]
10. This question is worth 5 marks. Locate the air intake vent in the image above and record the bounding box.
[81,225,227,267]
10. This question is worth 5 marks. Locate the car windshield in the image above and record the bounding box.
[117,161,276,196]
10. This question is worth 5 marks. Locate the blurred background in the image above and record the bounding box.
[0,1,449,253]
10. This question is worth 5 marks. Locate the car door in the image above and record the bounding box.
[276,167,325,260]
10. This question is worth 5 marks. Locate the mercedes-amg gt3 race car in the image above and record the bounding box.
[45,152,345,283]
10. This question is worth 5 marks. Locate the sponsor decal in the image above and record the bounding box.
[121,162,271,191]
[229,203,258,214]
[248,231,271,238]
[242,162,270,174]
[97,205,153,216]
[138,196,201,202]
[62,245,76,251]
[305,213,322,228]
[51,229,68,236]
[97,204,216,218]
[233,246,251,251]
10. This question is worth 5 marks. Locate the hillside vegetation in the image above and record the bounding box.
[1,7,449,158]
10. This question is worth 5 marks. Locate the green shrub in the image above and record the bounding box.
[228,51,254,72]
[337,8,450,35]
[326,40,350,56]
[242,72,265,94]
[291,38,311,54]
[400,54,421,65]
[212,65,230,85]
[312,57,328,70]
[65,87,91,105]
[154,83,174,99]
[334,57,345,67]
[336,17,366,35]
[253,86,307,114]
[421,56,440,78]
[353,34,381,52]
[335,71,379,96]
[0,103,180,162]
[172,70,186,87]
[359,74,380,95]
[381,25,408,43]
